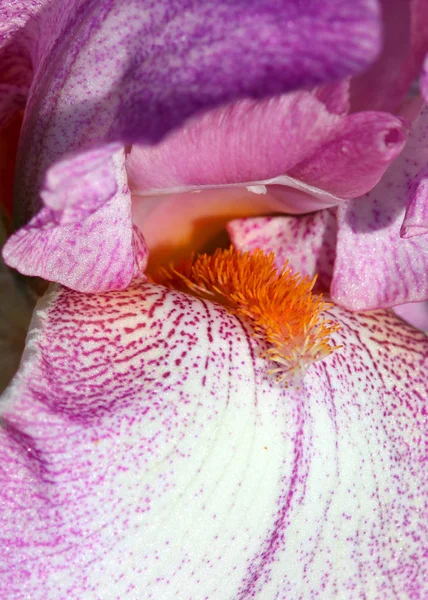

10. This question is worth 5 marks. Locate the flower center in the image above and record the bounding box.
[152,246,340,385]
[132,187,283,273]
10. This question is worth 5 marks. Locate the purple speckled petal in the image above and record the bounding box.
[0,0,46,128]
[331,105,428,309]
[2,0,383,151]
[1,281,427,598]
[401,163,428,238]
[1,0,382,291]
[39,144,122,225]
[227,211,337,292]
[2,148,148,291]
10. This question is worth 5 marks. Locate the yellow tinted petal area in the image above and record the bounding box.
[152,247,340,384]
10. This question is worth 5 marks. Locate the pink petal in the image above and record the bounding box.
[288,111,407,198]
[227,211,337,291]
[312,79,350,115]
[331,105,428,309]
[127,95,405,202]
[393,300,428,331]
[2,148,148,291]
[401,163,428,238]
[128,91,405,262]
[350,0,428,112]
[126,92,344,193]
[0,0,44,129]
[1,281,427,597]
[229,106,428,311]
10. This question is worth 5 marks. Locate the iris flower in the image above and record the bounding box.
[0,1,427,598]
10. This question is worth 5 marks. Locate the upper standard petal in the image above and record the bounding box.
[5,0,383,223]
[1,0,383,291]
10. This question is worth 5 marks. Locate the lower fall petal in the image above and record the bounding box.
[1,280,426,598]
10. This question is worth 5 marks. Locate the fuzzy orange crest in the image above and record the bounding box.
[152,247,340,384]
